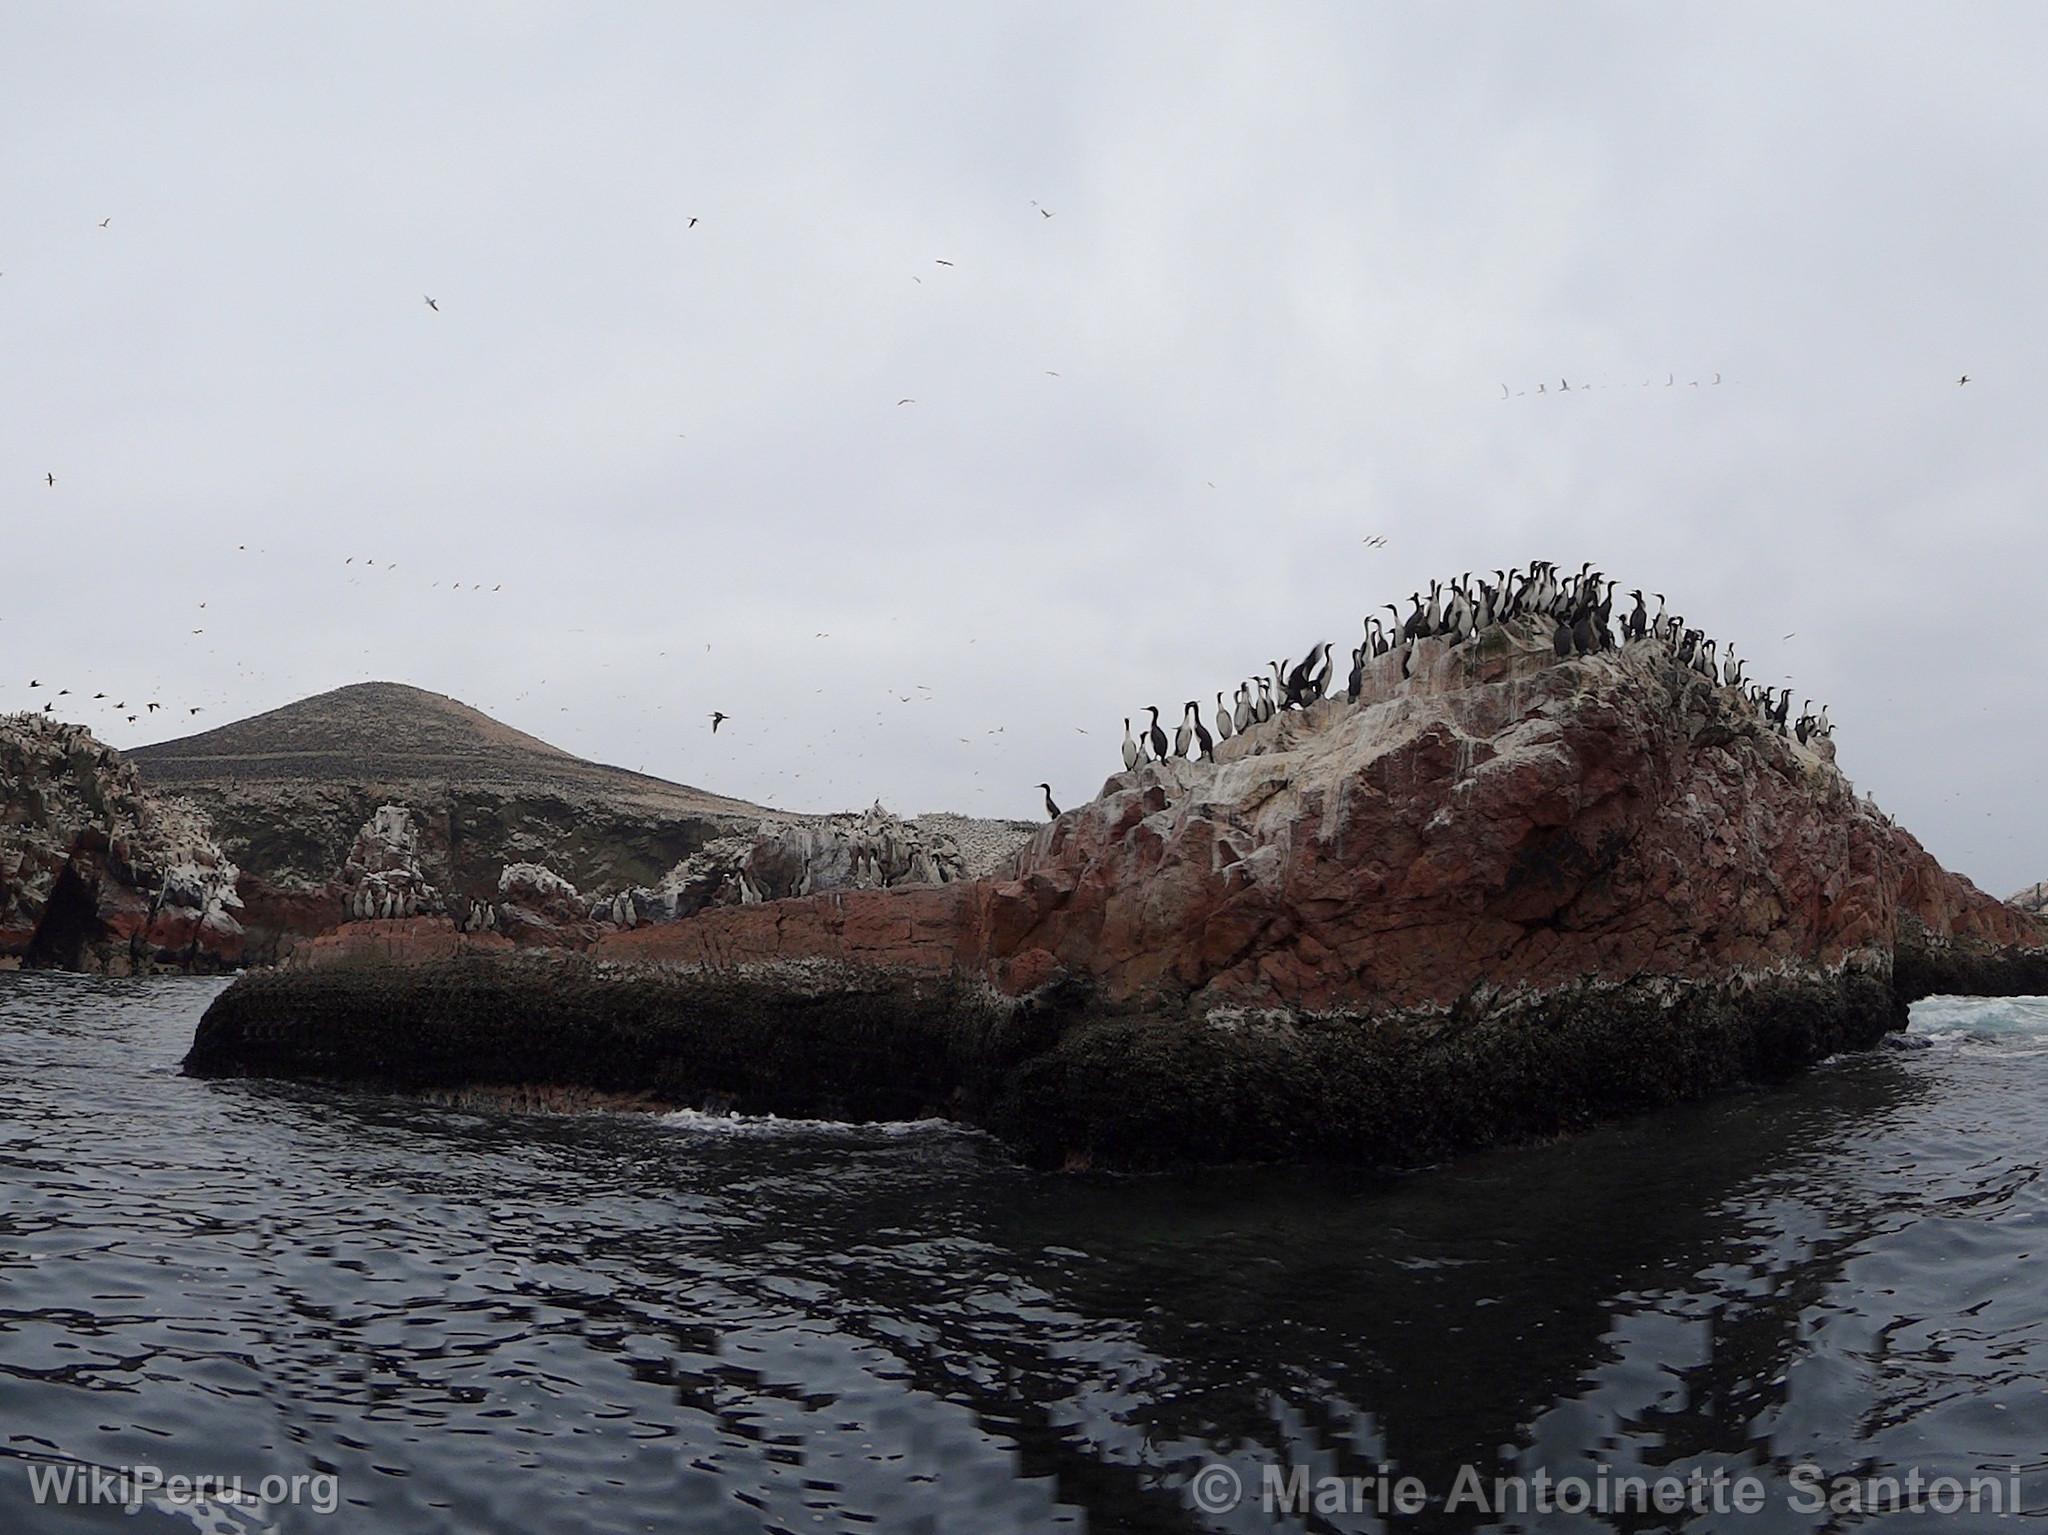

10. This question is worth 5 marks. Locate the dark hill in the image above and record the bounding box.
[130,681,758,811]
[129,683,768,930]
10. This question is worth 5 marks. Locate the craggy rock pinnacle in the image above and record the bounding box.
[2011,881,2048,919]
[338,805,443,921]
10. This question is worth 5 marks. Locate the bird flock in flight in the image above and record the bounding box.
[1107,560,1836,789]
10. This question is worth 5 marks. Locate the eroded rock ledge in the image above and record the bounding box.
[184,621,2047,1168]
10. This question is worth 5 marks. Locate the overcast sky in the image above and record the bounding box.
[4,3,2044,896]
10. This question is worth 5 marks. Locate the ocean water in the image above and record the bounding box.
[1,975,2044,1533]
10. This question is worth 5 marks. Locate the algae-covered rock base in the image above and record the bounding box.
[187,951,1931,1171]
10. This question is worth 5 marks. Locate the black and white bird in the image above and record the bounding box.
[1038,783,1061,819]
[1145,706,1168,761]
[1173,703,1194,758]
[1214,691,1234,742]
[1121,718,1140,771]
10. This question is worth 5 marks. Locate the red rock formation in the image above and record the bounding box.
[596,622,2042,1007]
[281,917,515,969]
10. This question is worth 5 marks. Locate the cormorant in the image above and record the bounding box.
[1039,783,1060,819]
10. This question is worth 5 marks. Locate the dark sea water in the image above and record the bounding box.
[2,976,2044,1533]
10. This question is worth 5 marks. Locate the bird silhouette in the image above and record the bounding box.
[424,296,439,312]
[1958,374,1970,385]
[688,217,698,228]
[45,473,54,487]
[98,217,111,228]
[709,712,728,733]
[896,398,916,406]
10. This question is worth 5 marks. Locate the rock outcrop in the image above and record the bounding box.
[2,713,245,972]
[187,619,2048,1167]
[597,621,2041,1006]
[337,805,442,921]
[2011,881,2048,919]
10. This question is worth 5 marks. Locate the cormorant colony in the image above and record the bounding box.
[1115,560,1836,775]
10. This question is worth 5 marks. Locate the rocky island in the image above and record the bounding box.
[175,611,2046,1169]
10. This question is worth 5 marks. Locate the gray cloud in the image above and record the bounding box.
[4,2,2043,893]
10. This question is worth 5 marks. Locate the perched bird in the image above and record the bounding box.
[1121,718,1139,771]
[1038,783,1060,819]
[1145,706,1168,761]
[709,711,728,733]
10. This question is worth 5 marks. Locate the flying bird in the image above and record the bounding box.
[45,473,55,487]
[934,259,953,266]
[1957,374,1970,385]
[1032,202,1053,217]
[424,296,439,312]
[98,217,111,228]
[709,711,728,733]
[688,217,698,228]
[188,707,203,715]
[897,398,916,406]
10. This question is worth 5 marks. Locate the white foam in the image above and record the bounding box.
[655,1108,971,1139]
[1908,994,2048,1041]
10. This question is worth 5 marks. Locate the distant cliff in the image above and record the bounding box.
[9,682,1035,971]
[127,681,768,957]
